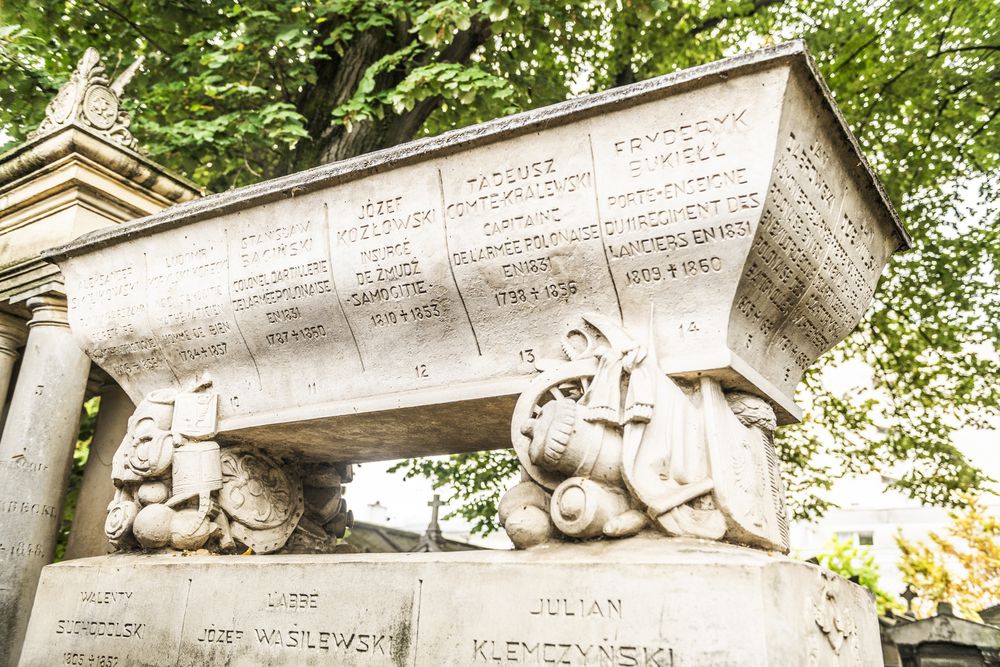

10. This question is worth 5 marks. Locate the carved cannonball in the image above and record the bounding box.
[169,509,213,550]
[504,506,554,549]
[498,481,550,525]
[133,504,174,549]
[136,480,170,506]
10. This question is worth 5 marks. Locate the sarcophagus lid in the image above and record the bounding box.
[46,41,908,462]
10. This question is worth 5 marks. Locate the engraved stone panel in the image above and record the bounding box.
[587,67,785,374]
[19,540,883,666]
[727,68,901,399]
[326,163,485,389]
[440,123,621,370]
[47,43,907,461]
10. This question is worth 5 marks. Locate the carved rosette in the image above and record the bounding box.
[105,383,352,554]
[29,47,141,150]
[499,313,790,552]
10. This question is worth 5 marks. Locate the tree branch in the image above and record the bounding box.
[832,4,915,74]
[859,43,998,131]
[386,16,493,145]
[0,50,53,91]
[92,0,171,55]
[687,0,785,36]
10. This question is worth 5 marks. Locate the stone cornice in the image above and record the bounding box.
[0,124,202,204]
[45,41,909,262]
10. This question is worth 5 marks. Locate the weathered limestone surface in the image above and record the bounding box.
[47,42,908,464]
[0,295,91,667]
[20,538,881,666]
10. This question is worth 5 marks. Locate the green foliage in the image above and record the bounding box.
[814,535,903,615]
[775,0,1000,518]
[897,494,1000,620]
[388,450,520,536]
[54,396,100,562]
[1,1,996,531]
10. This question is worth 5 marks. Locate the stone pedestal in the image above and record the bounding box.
[19,538,881,666]
[64,384,134,560]
[0,295,91,667]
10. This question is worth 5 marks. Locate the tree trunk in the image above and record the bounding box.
[288,17,492,173]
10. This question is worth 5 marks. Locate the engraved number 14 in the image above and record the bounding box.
[678,321,699,335]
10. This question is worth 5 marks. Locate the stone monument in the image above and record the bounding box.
[0,48,200,667]
[18,41,907,665]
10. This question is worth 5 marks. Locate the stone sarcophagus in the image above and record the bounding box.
[48,43,907,467]
[20,42,907,667]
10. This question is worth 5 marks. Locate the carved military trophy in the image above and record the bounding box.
[500,312,788,552]
[105,382,353,554]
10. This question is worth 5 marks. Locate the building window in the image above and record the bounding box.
[835,531,875,546]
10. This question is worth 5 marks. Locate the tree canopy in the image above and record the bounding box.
[2,1,996,532]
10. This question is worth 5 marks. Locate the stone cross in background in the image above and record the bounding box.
[414,494,446,552]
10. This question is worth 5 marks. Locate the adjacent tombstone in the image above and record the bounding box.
[982,605,1000,628]
[21,41,908,665]
[0,49,199,666]
[886,603,1000,666]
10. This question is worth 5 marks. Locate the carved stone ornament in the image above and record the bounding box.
[499,313,790,551]
[29,47,143,150]
[808,571,864,666]
[106,381,353,554]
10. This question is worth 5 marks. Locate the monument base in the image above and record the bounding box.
[19,538,880,666]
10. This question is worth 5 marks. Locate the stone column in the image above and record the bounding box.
[0,294,91,667]
[0,313,27,420]
[63,384,134,560]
